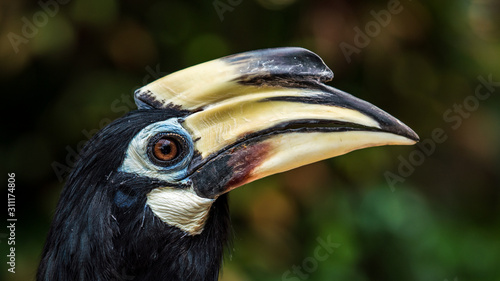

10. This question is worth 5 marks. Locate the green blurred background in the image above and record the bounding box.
[1,0,500,280]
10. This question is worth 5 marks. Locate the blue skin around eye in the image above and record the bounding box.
[119,118,195,182]
[114,190,137,208]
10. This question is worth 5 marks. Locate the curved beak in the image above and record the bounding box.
[135,47,419,199]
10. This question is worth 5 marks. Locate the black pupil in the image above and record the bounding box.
[159,140,173,155]
[150,135,181,163]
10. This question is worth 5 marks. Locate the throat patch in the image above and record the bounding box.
[146,187,214,235]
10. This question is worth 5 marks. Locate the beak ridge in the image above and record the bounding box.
[134,47,419,198]
[134,47,333,112]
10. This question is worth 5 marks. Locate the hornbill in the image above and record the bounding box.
[38,47,418,280]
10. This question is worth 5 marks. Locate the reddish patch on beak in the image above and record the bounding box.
[224,142,272,192]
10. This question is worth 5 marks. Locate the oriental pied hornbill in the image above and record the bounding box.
[38,47,418,281]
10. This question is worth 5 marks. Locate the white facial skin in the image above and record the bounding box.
[120,119,213,235]
[146,187,214,235]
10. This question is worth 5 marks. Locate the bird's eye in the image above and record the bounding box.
[147,133,187,166]
[153,137,178,161]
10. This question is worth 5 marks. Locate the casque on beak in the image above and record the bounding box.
[135,47,419,199]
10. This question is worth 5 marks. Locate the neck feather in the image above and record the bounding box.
[38,175,231,281]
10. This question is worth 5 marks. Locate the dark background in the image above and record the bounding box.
[1,0,499,280]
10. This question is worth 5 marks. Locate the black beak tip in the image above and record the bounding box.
[400,127,420,142]
[382,120,420,143]
[408,129,420,142]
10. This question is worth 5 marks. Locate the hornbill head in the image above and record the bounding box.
[38,48,418,281]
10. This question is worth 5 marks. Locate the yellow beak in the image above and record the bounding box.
[135,47,418,198]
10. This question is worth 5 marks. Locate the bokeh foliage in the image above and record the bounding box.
[1,0,499,280]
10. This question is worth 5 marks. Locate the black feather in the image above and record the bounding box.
[38,109,231,281]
